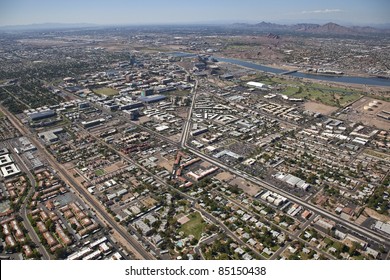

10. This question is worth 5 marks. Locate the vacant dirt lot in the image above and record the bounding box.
[156,155,174,172]
[230,177,261,196]
[304,101,338,115]
[105,161,126,173]
[215,171,235,182]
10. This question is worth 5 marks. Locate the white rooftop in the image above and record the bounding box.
[247,81,268,88]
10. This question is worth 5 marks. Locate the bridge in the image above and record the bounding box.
[279,70,298,75]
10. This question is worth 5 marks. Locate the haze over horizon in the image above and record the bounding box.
[1,0,389,27]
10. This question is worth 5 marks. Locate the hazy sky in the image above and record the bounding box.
[0,0,389,26]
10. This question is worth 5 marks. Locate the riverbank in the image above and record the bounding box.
[216,56,390,87]
[167,52,390,87]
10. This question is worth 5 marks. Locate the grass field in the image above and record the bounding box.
[241,74,363,107]
[270,77,301,85]
[282,86,299,95]
[95,169,105,176]
[93,87,119,96]
[0,111,4,118]
[179,212,206,240]
[281,84,362,107]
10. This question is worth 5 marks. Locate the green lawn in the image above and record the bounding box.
[323,237,333,246]
[243,74,363,107]
[281,85,362,107]
[266,76,363,107]
[179,212,206,240]
[93,87,119,96]
[95,169,105,176]
[271,77,301,86]
[281,86,300,95]
[261,252,271,259]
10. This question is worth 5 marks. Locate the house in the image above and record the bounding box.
[263,247,273,256]
[242,253,253,260]
[247,238,257,246]
[234,247,245,255]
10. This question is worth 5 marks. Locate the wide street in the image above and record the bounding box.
[0,105,154,260]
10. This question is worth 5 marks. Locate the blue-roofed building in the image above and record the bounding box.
[138,95,166,104]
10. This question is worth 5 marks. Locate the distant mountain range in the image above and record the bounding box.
[0,23,98,31]
[1,21,389,35]
[232,21,390,35]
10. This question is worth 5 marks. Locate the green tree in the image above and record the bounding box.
[55,247,68,259]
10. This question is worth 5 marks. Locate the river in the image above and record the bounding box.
[168,52,390,87]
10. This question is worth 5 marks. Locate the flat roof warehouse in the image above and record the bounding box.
[27,109,56,121]
[138,95,166,103]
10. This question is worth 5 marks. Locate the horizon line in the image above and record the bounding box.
[1,20,390,30]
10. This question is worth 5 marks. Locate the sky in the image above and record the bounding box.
[0,0,389,27]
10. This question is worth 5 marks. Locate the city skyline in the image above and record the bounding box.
[1,0,389,27]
